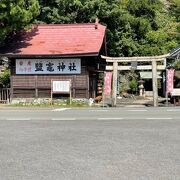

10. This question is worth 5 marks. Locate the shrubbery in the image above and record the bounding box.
[0,69,10,88]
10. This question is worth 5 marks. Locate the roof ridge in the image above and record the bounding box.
[33,23,105,29]
[35,23,98,26]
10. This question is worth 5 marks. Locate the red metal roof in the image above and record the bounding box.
[1,23,106,57]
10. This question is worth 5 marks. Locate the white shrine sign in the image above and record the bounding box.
[16,58,81,74]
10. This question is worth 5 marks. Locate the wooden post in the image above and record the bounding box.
[73,75,76,98]
[69,80,72,105]
[152,60,158,107]
[6,88,9,103]
[35,75,38,98]
[51,80,53,106]
[112,61,118,107]
[10,76,13,103]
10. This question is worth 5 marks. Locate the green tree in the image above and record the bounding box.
[37,0,84,24]
[169,0,180,43]
[109,0,178,56]
[169,0,180,22]
[0,0,40,46]
[37,0,178,56]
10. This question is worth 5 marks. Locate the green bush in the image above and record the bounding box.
[174,60,180,69]
[129,78,138,93]
[0,69,10,87]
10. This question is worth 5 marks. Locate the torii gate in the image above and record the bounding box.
[101,54,169,107]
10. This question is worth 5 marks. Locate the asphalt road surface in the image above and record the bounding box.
[0,107,180,180]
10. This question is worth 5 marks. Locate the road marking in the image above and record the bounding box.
[98,118,124,120]
[6,118,31,121]
[52,108,70,112]
[146,117,173,120]
[127,109,147,112]
[89,110,108,112]
[167,109,180,112]
[51,118,76,121]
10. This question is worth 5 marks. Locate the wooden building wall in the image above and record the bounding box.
[10,58,93,99]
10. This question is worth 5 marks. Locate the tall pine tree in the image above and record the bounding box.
[0,0,40,46]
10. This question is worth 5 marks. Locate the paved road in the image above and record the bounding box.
[0,107,180,120]
[0,107,180,179]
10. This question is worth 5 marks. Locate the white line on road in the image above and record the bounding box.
[146,117,173,120]
[167,109,180,112]
[6,118,31,121]
[52,108,71,112]
[98,118,124,120]
[51,118,76,121]
[127,109,147,112]
[89,110,108,112]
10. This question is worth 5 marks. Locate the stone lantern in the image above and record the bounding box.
[138,79,145,97]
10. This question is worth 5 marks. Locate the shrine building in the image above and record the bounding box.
[0,22,106,100]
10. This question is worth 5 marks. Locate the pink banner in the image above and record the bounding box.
[104,72,112,96]
[166,69,174,93]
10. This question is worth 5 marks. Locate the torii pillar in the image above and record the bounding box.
[152,60,158,107]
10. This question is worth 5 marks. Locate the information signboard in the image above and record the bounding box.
[51,80,71,105]
[171,88,180,96]
[52,81,70,93]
